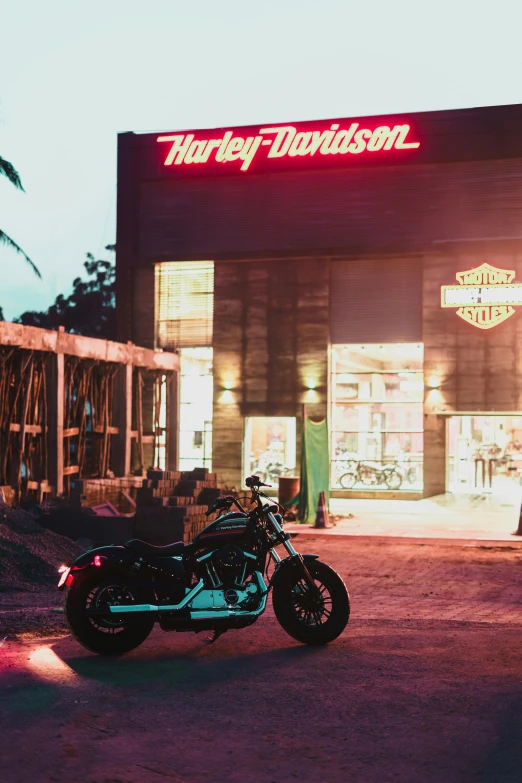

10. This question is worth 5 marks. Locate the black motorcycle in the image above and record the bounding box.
[339,460,403,490]
[58,476,350,655]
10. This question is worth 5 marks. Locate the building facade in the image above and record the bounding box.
[117,104,522,498]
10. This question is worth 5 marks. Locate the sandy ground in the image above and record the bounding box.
[2,537,522,782]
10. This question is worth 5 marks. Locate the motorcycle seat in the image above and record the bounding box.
[125,539,185,557]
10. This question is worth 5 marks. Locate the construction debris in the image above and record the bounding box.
[0,503,83,593]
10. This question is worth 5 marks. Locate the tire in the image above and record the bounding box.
[65,568,155,656]
[384,470,402,490]
[272,560,350,645]
[339,472,357,489]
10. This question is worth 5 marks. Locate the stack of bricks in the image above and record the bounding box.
[70,477,144,514]
[134,467,222,545]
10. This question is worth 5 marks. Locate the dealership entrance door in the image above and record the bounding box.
[447,415,522,497]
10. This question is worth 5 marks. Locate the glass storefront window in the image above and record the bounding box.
[331,344,424,491]
[244,417,297,488]
[448,415,522,497]
[179,347,213,471]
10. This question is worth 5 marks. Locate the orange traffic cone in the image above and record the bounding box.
[314,491,332,529]
[514,503,522,536]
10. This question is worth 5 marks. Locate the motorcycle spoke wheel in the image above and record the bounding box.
[273,560,350,645]
[65,569,155,656]
[384,471,402,490]
[339,472,357,489]
[290,579,333,627]
[86,584,137,634]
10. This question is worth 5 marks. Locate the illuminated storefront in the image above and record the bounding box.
[448,415,522,495]
[117,103,522,498]
[331,345,423,492]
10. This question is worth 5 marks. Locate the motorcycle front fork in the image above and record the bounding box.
[268,513,319,595]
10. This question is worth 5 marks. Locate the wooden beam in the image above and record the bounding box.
[10,423,43,434]
[167,371,179,470]
[17,357,34,494]
[93,425,120,435]
[129,431,154,444]
[136,369,144,473]
[47,351,64,495]
[113,361,133,477]
[0,322,179,371]
[63,427,80,438]
[63,465,79,476]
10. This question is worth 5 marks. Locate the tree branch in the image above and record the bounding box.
[0,230,41,278]
[0,156,25,191]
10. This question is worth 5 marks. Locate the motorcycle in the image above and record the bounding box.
[249,453,290,485]
[392,453,418,485]
[339,460,403,490]
[58,475,350,656]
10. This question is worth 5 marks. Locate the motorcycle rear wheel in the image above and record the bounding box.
[65,568,155,656]
[339,472,357,489]
[273,560,350,645]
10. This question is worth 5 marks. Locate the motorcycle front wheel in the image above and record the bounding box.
[384,470,403,490]
[65,568,155,656]
[273,560,350,645]
[339,471,357,489]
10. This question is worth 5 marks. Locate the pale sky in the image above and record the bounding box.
[1,0,521,320]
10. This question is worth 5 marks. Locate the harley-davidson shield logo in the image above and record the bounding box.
[441,263,522,330]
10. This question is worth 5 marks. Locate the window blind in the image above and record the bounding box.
[155,261,214,349]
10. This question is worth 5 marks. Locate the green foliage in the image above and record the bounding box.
[16,246,116,340]
[0,155,40,277]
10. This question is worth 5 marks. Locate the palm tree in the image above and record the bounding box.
[0,155,40,277]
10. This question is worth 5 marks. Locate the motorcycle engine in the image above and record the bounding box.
[215,544,247,587]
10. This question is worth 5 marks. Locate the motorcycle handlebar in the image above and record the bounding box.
[245,475,272,489]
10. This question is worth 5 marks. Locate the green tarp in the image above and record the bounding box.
[297,416,330,524]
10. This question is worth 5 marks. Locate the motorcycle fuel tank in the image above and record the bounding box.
[194,512,249,548]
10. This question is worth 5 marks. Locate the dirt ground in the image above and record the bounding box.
[2,536,522,782]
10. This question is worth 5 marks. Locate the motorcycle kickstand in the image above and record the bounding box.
[206,629,227,644]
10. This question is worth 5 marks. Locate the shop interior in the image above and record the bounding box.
[178,347,213,472]
[244,417,297,488]
[330,343,424,491]
[447,415,522,497]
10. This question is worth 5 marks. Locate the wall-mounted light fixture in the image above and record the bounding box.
[218,379,236,404]
[303,378,320,404]
[426,375,441,390]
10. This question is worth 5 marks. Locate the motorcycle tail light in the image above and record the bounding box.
[58,566,71,588]
[93,555,102,567]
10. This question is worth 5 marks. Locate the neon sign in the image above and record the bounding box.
[441,263,522,329]
[157,121,420,173]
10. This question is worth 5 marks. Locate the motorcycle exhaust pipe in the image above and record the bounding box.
[107,579,205,615]
[189,595,268,621]
[105,573,268,618]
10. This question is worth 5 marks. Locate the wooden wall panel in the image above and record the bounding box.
[212,258,329,489]
[138,158,522,262]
